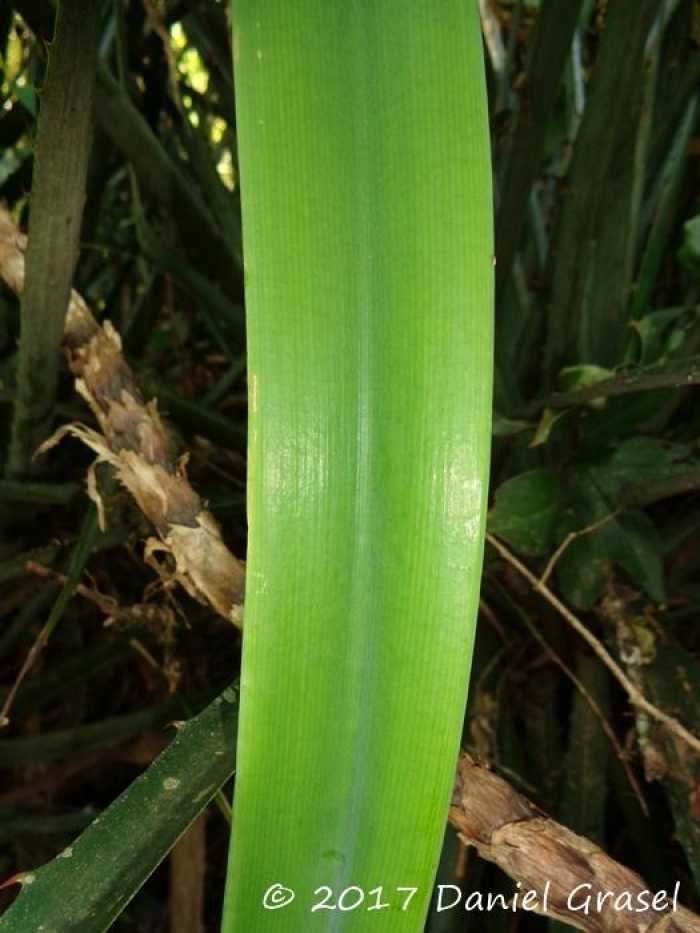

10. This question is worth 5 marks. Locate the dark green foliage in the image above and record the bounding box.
[0,684,239,932]
[489,469,563,555]
[477,0,700,925]
[0,3,246,928]
[6,0,103,477]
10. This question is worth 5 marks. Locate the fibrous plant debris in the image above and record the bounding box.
[451,753,700,933]
[0,205,244,627]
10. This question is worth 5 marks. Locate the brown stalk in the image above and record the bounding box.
[0,206,244,627]
[450,753,700,932]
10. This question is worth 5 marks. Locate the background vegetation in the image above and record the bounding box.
[0,0,699,929]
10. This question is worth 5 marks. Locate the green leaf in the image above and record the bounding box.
[556,530,610,611]
[489,469,563,555]
[10,79,37,118]
[224,3,493,930]
[558,364,615,393]
[592,437,676,501]
[491,412,531,437]
[558,468,666,604]
[677,214,700,275]
[0,685,239,932]
[530,407,574,447]
[598,511,665,603]
[557,514,665,608]
[543,0,660,374]
[627,307,697,365]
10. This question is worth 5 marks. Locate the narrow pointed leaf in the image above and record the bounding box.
[0,685,239,933]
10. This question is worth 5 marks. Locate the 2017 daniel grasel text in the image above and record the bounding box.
[434,881,681,915]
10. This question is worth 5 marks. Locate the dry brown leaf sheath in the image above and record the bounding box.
[0,206,244,626]
[450,754,700,932]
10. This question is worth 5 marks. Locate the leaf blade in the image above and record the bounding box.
[224,3,493,929]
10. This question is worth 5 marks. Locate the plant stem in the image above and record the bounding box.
[6,0,102,478]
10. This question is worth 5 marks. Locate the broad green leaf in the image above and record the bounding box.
[563,469,666,602]
[556,533,610,610]
[489,469,562,555]
[598,512,665,603]
[224,3,493,930]
[592,437,677,501]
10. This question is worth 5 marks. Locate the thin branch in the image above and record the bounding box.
[514,610,647,816]
[526,354,700,415]
[540,512,619,587]
[487,533,700,759]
